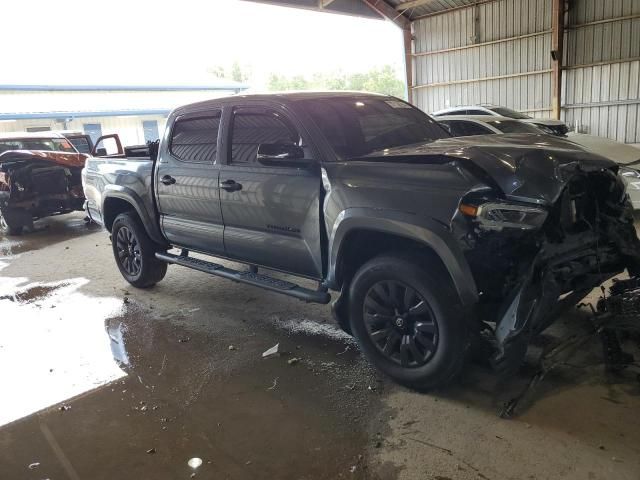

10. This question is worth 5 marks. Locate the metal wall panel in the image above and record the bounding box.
[412,0,553,116]
[562,0,640,143]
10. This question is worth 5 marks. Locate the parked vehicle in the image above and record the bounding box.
[432,104,569,136]
[83,92,640,390]
[0,132,123,234]
[438,115,640,210]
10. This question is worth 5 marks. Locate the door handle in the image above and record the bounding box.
[219,179,243,192]
[161,175,176,186]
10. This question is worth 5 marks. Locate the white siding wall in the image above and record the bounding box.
[410,0,640,143]
[0,87,239,147]
[0,115,168,147]
[412,0,553,118]
[562,0,640,144]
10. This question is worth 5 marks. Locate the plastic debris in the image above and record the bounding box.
[188,458,203,469]
[146,448,156,455]
[228,345,236,351]
[28,462,40,470]
[287,357,301,366]
[58,405,71,412]
[267,377,279,391]
[262,343,280,358]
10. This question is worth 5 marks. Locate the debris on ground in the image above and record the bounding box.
[267,377,279,391]
[336,346,350,356]
[188,457,203,469]
[228,345,236,351]
[287,357,301,366]
[123,296,130,304]
[262,343,280,358]
[146,448,156,454]
[178,337,191,343]
[350,465,357,473]
[27,462,40,470]
[58,404,71,412]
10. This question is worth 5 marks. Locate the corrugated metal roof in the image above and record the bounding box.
[386,0,479,20]
[244,0,483,22]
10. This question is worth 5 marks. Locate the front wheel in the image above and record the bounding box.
[111,212,167,288]
[348,254,468,391]
[0,208,24,236]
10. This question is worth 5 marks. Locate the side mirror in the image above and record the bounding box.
[91,134,124,158]
[256,143,314,168]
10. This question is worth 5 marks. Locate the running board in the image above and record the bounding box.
[155,252,331,304]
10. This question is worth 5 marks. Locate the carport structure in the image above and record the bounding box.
[248,0,640,145]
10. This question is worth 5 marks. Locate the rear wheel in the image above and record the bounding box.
[0,208,24,236]
[111,212,167,288]
[348,254,467,390]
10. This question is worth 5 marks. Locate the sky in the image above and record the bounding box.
[1,0,404,89]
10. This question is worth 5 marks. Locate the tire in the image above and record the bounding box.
[0,208,24,236]
[111,212,167,288]
[348,253,467,391]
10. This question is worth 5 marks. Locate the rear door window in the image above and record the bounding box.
[229,110,299,165]
[170,111,221,163]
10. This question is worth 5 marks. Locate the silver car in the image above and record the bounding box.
[432,104,569,136]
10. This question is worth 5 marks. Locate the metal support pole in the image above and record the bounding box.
[551,0,565,120]
[403,26,413,103]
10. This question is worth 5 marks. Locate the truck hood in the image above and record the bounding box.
[0,150,88,169]
[358,133,616,205]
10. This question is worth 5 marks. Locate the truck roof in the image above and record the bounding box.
[173,91,391,115]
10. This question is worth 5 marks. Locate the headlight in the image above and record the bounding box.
[459,201,548,231]
[619,166,640,190]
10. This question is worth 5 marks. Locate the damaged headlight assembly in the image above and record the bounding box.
[459,201,548,231]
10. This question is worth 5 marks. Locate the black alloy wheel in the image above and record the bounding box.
[115,225,142,276]
[363,280,439,367]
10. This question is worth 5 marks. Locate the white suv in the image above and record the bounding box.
[431,104,569,136]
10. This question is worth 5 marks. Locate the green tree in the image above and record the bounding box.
[231,61,250,83]
[265,65,405,98]
[206,65,226,78]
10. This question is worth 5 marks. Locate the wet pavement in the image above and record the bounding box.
[1,213,640,479]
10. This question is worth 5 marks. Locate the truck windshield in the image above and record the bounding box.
[487,107,531,119]
[297,97,450,159]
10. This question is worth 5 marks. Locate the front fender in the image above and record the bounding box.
[327,207,478,306]
[101,185,166,245]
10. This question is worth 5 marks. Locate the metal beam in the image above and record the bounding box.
[412,68,552,90]
[361,0,413,101]
[413,30,550,57]
[551,0,565,120]
[395,0,438,11]
[361,0,410,28]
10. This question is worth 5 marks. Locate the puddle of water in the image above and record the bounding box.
[0,277,126,427]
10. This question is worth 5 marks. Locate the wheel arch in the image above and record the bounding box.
[327,208,478,307]
[101,187,167,246]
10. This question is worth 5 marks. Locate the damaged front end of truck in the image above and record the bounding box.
[451,141,640,373]
[0,150,86,235]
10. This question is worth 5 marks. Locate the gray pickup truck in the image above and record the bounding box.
[82,92,640,389]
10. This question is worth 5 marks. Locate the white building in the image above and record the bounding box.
[0,81,247,147]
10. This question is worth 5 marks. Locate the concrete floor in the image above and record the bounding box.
[1,212,639,480]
